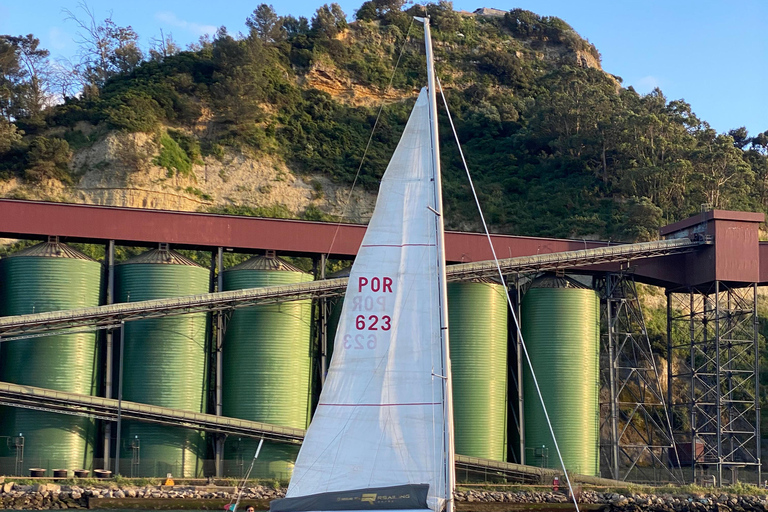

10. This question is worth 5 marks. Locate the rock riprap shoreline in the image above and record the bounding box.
[0,483,284,510]
[2,483,768,511]
[455,489,768,511]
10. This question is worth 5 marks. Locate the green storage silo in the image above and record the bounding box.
[222,254,314,479]
[521,275,599,476]
[0,241,102,475]
[115,247,209,477]
[448,279,508,461]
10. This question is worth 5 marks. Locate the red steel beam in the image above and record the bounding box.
[5,200,764,286]
[0,199,609,262]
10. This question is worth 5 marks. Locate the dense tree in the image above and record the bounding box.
[692,129,753,209]
[149,31,181,62]
[64,2,143,94]
[0,118,21,153]
[311,4,348,39]
[355,0,405,23]
[282,16,311,38]
[426,1,462,33]
[0,34,51,123]
[246,4,286,42]
[0,37,21,121]
[23,136,72,183]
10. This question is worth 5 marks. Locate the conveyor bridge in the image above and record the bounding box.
[0,381,622,486]
[0,381,304,443]
[0,238,700,339]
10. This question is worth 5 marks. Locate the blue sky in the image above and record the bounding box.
[1,0,765,136]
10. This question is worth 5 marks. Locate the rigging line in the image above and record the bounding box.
[225,437,264,512]
[323,17,415,263]
[436,76,581,512]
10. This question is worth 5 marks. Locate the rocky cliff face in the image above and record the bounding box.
[0,9,608,222]
[2,128,376,223]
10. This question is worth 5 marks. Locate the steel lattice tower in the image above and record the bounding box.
[666,282,761,485]
[598,273,680,483]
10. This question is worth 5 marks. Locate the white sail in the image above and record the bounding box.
[284,88,448,510]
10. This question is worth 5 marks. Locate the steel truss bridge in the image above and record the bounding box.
[0,238,699,339]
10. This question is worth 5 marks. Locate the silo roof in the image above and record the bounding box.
[529,273,590,289]
[4,241,96,261]
[117,248,203,267]
[227,254,307,273]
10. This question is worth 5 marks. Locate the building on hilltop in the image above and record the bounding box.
[473,7,507,16]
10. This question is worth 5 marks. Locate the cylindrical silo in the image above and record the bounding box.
[222,254,313,479]
[448,279,508,461]
[521,275,599,476]
[115,247,209,477]
[0,241,102,475]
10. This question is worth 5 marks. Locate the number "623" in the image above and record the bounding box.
[355,314,391,331]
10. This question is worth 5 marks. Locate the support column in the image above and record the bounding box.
[753,283,762,484]
[715,282,723,486]
[515,276,524,465]
[103,240,115,471]
[689,291,696,480]
[318,254,327,386]
[666,290,674,468]
[114,321,125,476]
[215,247,224,477]
[604,275,619,480]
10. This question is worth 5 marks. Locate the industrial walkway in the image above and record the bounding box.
[0,381,304,443]
[0,381,621,485]
[0,238,700,339]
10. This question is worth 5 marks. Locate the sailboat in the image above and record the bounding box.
[270,17,455,512]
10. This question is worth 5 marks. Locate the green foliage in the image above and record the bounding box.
[0,118,22,154]
[247,5,286,43]
[61,127,103,151]
[168,128,202,163]
[502,9,600,62]
[23,136,72,183]
[311,4,348,39]
[0,34,50,124]
[207,203,295,218]
[184,186,213,201]
[619,197,664,242]
[103,93,162,131]
[201,140,225,159]
[154,132,192,177]
[427,2,462,34]
[302,204,338,221]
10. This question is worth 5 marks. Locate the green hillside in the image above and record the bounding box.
[1,2,766,240]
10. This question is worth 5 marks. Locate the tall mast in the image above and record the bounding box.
[419,16,455,512]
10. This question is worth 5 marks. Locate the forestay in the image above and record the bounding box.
[276,88,448,512]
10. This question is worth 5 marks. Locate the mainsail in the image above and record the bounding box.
[274,87,451,512]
